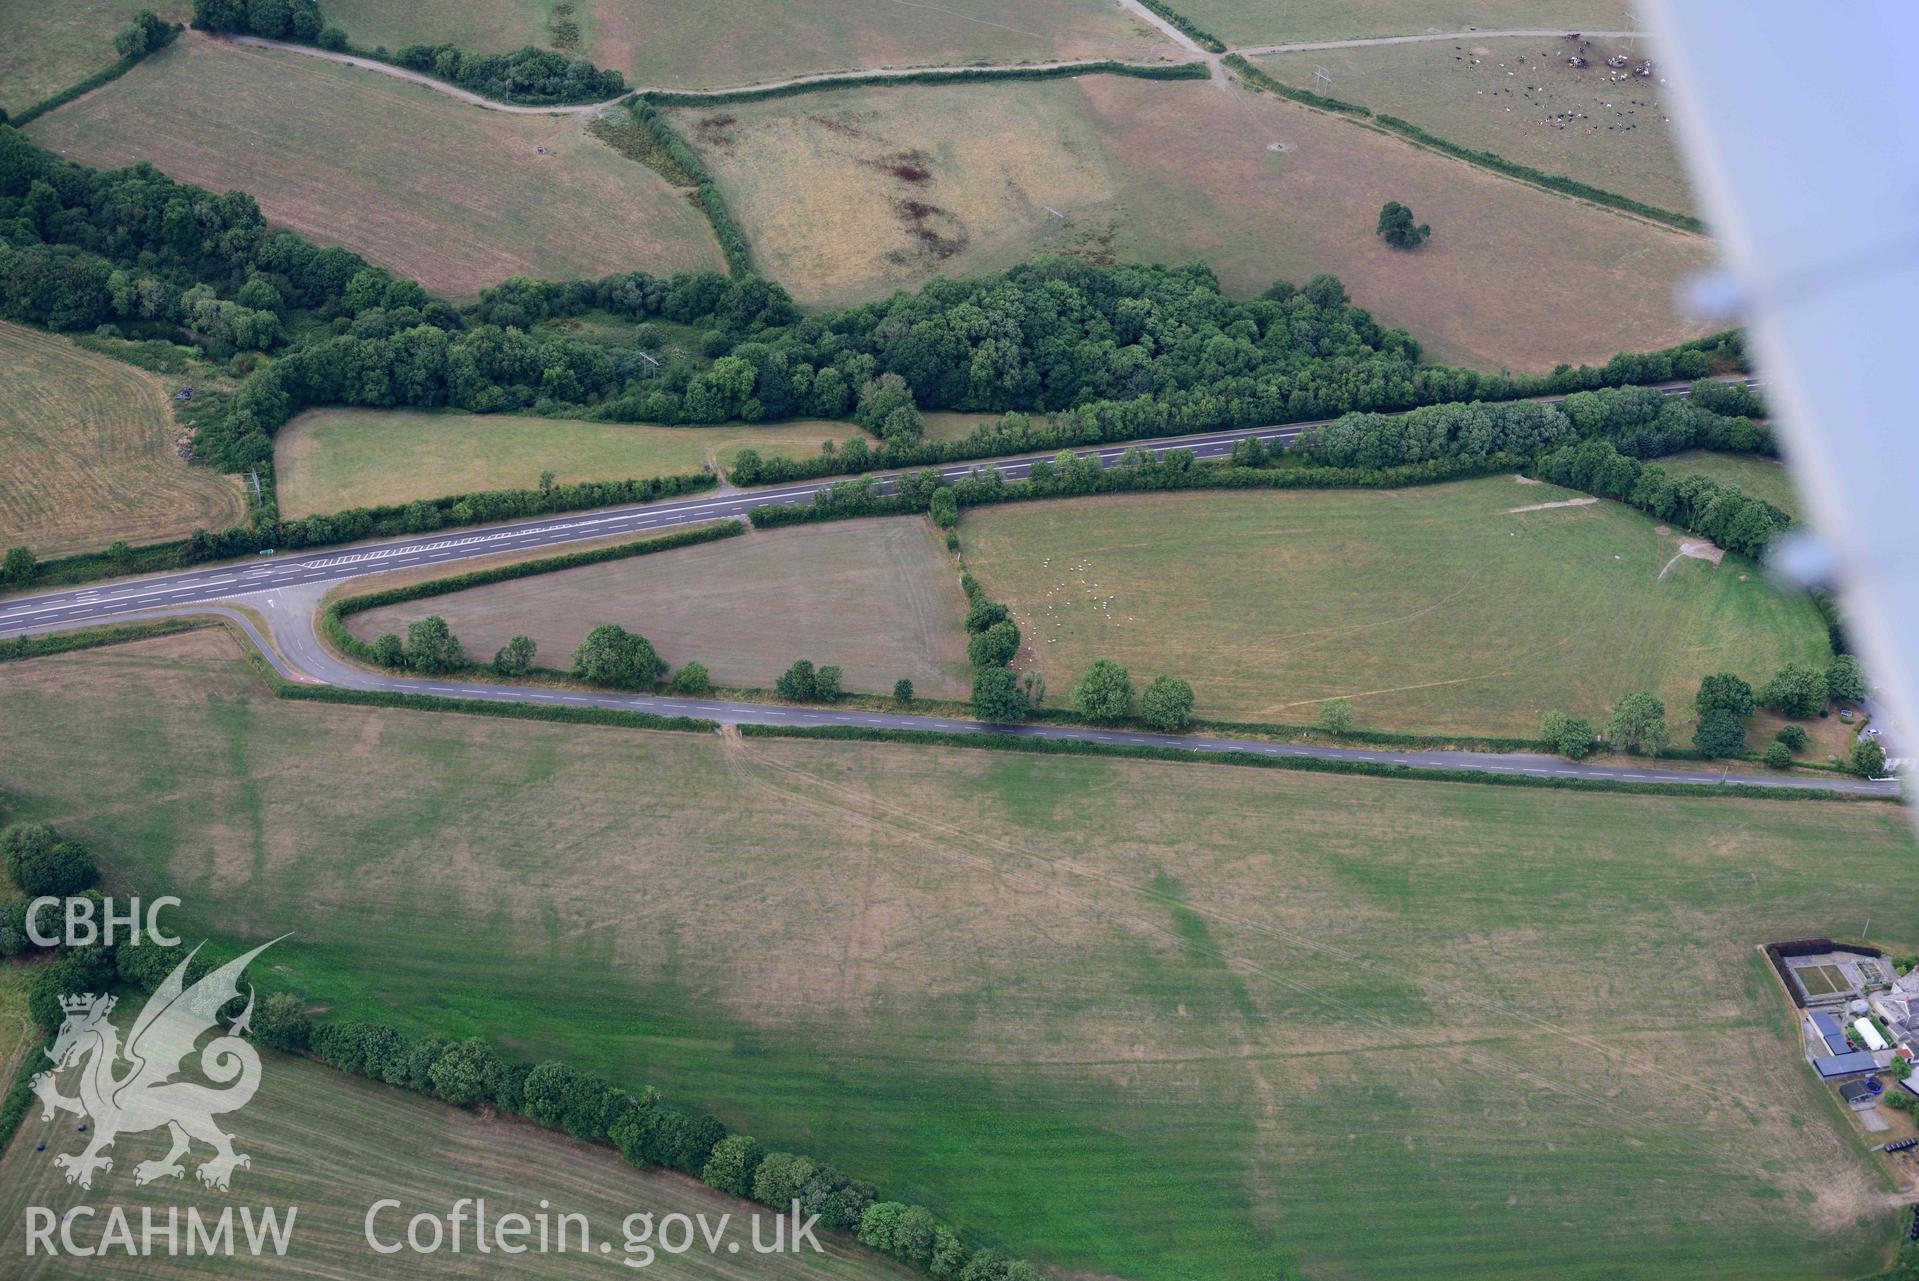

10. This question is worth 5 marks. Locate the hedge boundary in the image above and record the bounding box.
[321,520,744,667]
[624,99,752,275]
[737,724,1882,802]
[7,23,182,127]
[0,617,206,663]
[641,59,1208,108]
[1223,55,1704,233]
[1133,0,1226,52]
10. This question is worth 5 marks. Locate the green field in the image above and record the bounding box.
[275,408,864,516]
[670,73,1711,369]
[960,480,1831,735]
[26,35,721,298]
[346,518,974,698]
[0,630,1909,1280]
[1666,450,1805,521]
[0,1014,915,1279]
[315,0,1164,89]
[1255,31,1693,215]
[1183,0,1632,46]
[0,320,246,558]
[0,0,187,114]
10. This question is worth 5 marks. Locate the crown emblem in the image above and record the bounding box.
[60,993,113,1016]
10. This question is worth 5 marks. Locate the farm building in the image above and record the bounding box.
[1839,1080,1879,1107]
[1811,1011,1852,1056]
[1812,1050,1881,1080]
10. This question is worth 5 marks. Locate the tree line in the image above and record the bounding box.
[3,834,1057,1281]
[2,123,1750,584]
[188,0,627,104]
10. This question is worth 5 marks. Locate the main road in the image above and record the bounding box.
[0,379,1749,634]
[8,377,1870,796]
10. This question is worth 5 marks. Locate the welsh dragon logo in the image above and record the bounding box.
[32,937,285,1190]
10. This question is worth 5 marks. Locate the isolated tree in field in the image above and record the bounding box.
[668,661,711,695]
[1775,724,1808,752]
[1539,710,1595,759]
[892,679,915,703]
[1375,201,1431,250]
[776,660,818,700]
[1758,662,1827,718]
[1763,741,1793,769]
[1826,654,1867,703]
[814,665,843,700]
[1074,660,1135,722]
[114,10,169,58]
[1140,675,1195,732]
[1316,699,1356,735]
[492,634,536,677]
[570,624,666,688]
[1692,708,1747,758]
[1851,737,1888,778]
[1,546,35,586]
[1607,692,1670,755]
[403,615,465,674]
[1695,672,1755,718]
[971,667,1028,722]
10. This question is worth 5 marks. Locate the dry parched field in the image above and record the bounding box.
[0,1026,916,1281]
[1181,0,1633,46]
[0,0,188,114]
[0,629,1909,1280]
[25,36,721,298]
[348,518,974,697]
[670,73,1712,369]
[960,480,1830,735]
[275,407,867,516]
[591,0,1167,90]
[1256,33,1694,217]
[0,321,245,557]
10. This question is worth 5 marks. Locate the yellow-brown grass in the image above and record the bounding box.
[26,36,722,299]
[0,321,245,557]
[347,518,973,697]
[671,74,1713,369]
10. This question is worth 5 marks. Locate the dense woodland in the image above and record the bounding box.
[0,125,1748,568]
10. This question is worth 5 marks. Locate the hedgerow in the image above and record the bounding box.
[639,58,1208,108]
[1224,55,1704,233]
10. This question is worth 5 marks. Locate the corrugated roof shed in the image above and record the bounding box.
[1812,1011,1851,1056]
[1813,1050,1879,1079]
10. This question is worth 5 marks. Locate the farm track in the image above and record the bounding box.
[219,23,1638,109]
[2,378,1888,797]
[213,31,1200,113]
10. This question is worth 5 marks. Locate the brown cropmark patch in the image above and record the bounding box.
[810,111,870,138]
[694,113,739,146]
[892,198,967,259]
[867,148,933,183]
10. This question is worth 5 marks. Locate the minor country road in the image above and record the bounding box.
[0,377,1748,635]
[0,376,1874,797]
[213,31,1199,113]
[1235,29,1635,56]
[103,600,1900,798]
